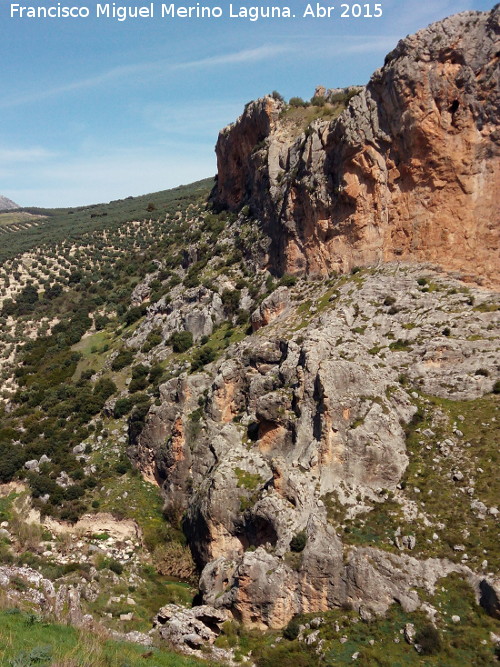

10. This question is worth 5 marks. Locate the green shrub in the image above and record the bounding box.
[123,305,146,326]
[183,271,200,288]
[191,346,216,372]
[415,624,442,655]
[99,558,124,575]
[149,364,164,384]
[289,97,306,107]
[93,378,117,401]
[279,274,297,288]
[290,531,307,553]
[111,349,134,371]
[310,95,325,106]
[221,289,241,315]
[141,328,163,352]
[283,614,301,640]
[113,397,133,419]
[169,331,193,353]
[94,314,109,330]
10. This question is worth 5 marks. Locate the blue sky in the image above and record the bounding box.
[1,0,493,207]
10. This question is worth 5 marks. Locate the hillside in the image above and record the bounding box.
[0,5,499,667]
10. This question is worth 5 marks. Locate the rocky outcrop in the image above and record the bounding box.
[251,285,291,331]
[132,264,500,628]
[0,566,93,627]
[213,7,500,288]
[127,285,225,350]
[154,604,227,648]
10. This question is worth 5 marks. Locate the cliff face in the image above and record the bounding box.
[134,264,500,630]
[132,5,500,642]
[213,6,500,287]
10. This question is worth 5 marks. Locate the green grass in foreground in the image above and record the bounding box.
[0,608,223,666]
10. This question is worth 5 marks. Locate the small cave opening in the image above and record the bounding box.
[191,591,203,607]
[247,421,259,441]
[449,99,460,114]
[237,515,278,551]
[479,579,500,620]
[198,615,223,635]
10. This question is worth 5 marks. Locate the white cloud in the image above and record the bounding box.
[173,45,291,69]
[0,45,290,110]
[0,147,57,162]
[0,62,165,109]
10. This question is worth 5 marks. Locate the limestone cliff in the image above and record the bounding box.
[134,264,500,629]
[213,6,500,287]
[130,5,500,642]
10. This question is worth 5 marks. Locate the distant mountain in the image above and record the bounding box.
[0,195,19,211]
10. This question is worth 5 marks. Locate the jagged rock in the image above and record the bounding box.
[404,623,416,644]
[154,604,228,653]
[213,7,500,288]
[131,273,155,306]
[402,535,416,550]
[128,286,225,350]
[0,566,92,627]
[119,612,134,621]
[251,286,291,331]
[131,262,499,628]
[109,630,153,646]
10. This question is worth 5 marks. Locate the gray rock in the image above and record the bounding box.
[402,535,416,550]
[404,623,416,644]
[251,286,291,331]
[154,604,228,653]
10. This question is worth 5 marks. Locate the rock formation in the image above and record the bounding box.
[0,195,19,211]
[133,264,500,628]
[127,8,500,637]
[213,6,500,288]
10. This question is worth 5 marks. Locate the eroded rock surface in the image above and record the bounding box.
[131,265,499,628]
[213,7,500,287]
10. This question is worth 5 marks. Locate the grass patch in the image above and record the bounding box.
[234,467,263,490]
[401,393,500,568]
[0,608,221,666]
